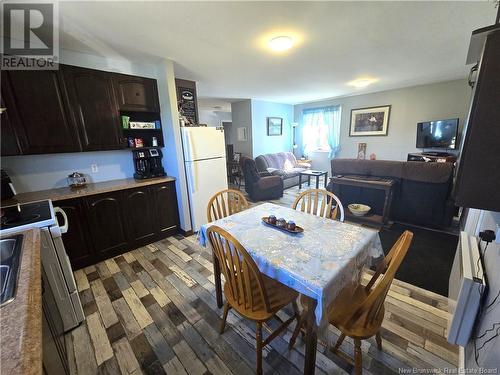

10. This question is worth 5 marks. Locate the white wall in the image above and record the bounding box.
[294,79,471,162]
[464,209,500,370]
[198,109,231,127]
[1,49,192,231]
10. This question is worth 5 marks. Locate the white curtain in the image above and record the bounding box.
[302,106,341,158]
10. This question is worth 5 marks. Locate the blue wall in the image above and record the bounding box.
[251,100,294,157]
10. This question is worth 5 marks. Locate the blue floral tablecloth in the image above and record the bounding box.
[198,202,383,326]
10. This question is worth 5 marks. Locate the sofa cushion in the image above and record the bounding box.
[255,152,299,172]
[402,161,453,184]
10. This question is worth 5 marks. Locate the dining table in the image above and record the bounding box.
[198,202,383,374]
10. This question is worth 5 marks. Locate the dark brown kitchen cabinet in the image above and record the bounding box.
[1,70,81,154]
[55,198,97,269]
[57,180,179,270]
[113,74,160,112]
[152,182,180,234]
[85,191,129,258]
[62,65,124,151]
[123,187,156,247]
[0,98,21,156]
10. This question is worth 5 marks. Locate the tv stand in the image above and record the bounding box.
[407,152,457,163]
[422,151,452,157]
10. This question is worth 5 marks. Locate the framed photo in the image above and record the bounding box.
[349,105,391,136]
[267,117,283,136]
[357,143,367,159]
[237,127,248,141]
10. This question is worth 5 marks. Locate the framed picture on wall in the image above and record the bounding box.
[349,105,391,136]
[267,117,283,136]
[237,127,248,141]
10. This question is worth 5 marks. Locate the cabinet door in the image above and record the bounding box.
[55,198,96,270]
[85,191,129,258]
[113,74,160,112]
[1,70,80,154]
[151,182,179,235]
[63,65,123,151]
[124,187,156,247]
[0,97,21,156]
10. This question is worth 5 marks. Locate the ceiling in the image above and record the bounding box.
[56,1,496,104]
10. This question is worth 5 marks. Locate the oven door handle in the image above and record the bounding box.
[53,207,69,234]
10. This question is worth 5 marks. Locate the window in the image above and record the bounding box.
[302,106,341,157]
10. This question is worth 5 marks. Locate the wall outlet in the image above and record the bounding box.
[91,164,99,173]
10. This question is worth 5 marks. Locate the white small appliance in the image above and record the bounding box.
[0,200,85,331]
[181,127,228,231]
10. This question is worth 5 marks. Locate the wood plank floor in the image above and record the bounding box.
[68,233,458,374]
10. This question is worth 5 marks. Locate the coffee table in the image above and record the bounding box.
[299,170,328,189]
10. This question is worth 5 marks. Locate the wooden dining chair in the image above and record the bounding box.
[207,225,301,375]
[292,189,345,222]
[207,188,249,222]
[289,230,413,375]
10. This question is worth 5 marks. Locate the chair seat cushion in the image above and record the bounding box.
[225,274,298,321]
[328,284,384,339]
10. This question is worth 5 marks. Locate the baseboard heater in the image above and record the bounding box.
[447,231,486,346]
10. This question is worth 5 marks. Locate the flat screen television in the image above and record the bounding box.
[416,118,459,149]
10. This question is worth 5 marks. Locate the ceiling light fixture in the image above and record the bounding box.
[269,36,294,52]
[348,78,378,88]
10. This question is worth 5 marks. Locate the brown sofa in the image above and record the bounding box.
[326,159,455,228]
[255,152,310,189]
[240,156,284,201]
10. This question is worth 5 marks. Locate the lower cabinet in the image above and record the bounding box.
[151,182,180,234]
[57,181,179,269]
[86,191,130,259]
[55,198,96,269]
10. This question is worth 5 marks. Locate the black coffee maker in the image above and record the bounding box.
[132,148,166,179]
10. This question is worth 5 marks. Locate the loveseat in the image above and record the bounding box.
[255,152,310,189]
[326,159,455,228]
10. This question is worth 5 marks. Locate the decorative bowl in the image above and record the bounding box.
[348,203,371,217]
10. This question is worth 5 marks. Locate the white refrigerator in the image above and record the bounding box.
[181,127,228,231]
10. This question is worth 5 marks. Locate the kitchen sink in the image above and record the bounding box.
[0,235,23,307]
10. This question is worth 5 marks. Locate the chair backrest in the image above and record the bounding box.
[207,225,271,312]
[240,156,261,184]
[207,189,249,222]
[292,189,345,221]
[347,230,413,329]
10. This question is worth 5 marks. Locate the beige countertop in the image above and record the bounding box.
[0,229,42,375]
[1,176,176,206]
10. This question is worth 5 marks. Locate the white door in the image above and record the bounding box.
[182,127,226,161]
[185,157,228,231]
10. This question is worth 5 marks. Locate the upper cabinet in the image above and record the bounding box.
[1,70,81,155]
[0,64,163,156]
[0,98,21,156]
[63,65,124,151]
[113,74,160,112]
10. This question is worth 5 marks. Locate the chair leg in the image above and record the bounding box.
[354,338,362,375]
[331,333,346,354]
[256,322,263,375]
[375,331,382,351]
[288,314,303,349]
[220,302,230,334]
